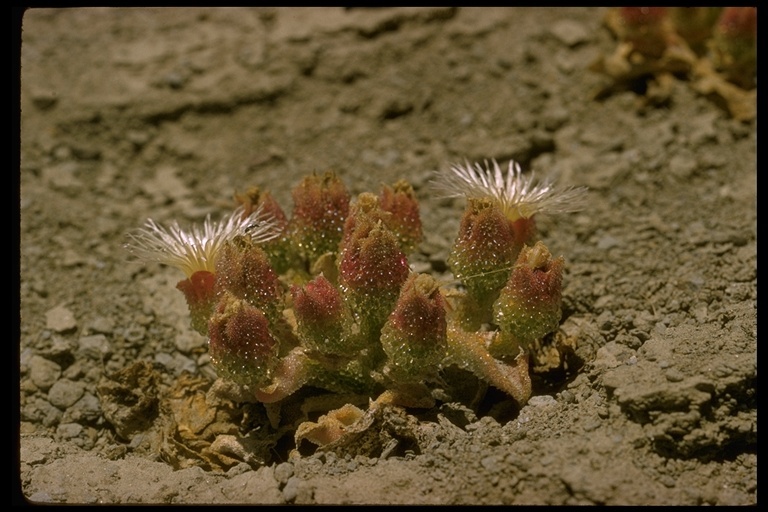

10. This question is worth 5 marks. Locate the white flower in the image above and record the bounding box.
[125,205,280,278]
[433,159,587,221]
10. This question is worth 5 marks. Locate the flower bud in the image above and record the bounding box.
[379,180,422,254]
[175,270,217,335]
[215,238,283,321]
[235,186,292,272]
[338,213,410,339]
[339,192,389,254]
[208,293,279,388]
[669,7,722,51]
[287,171,350,265]
[617,7,671,59]
[493,242,564,353]
[291,275,353,355]
[381,274,447,380]
[448,198,518,304]
[235,186,288,229]
[710,7,756,89]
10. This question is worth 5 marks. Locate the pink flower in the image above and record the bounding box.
[433,159,586,223]
[125,205,279,278]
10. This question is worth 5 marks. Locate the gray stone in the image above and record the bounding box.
[175,330,206,354]
[274,462,294,485]
[47,336,77,362]
[62,360,85,380]
[549,19,590,47]
[78,334,112,360]
[528,395,557,407]
[27,492,54,504]
[665,368,685,383]
[63,392,102,424]
[669,153,698,180]
[28,355,61,391]
[154,352,197,376]
[48,379,86,409]
[45,305,78,333]
[56,422,84,439]
[22,396,62,426]
[87,316,115,334]
[282,476,301,503]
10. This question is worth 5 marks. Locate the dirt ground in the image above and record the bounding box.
[18,7,756,505]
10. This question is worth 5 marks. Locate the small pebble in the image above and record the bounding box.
[665,368,685,383]
[282,476,301,503]
[63,393,102,424]
[28,355,62,391]
[56,422,84,439]
[154,352,197,376]
[78,334,111,360]
[274,462,294,485]
[46,305,78,333]
[549,19,590,47]
[87,316,115,334]
[527,395,557,407]
[175,330,206,354]
[48,379,85,409]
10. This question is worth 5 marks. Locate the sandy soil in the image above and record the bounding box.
[18,7,756,505]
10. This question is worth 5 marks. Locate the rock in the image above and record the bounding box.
[668,152,698,180]
[274,462,294,485]
[27,492,54,504]
[48,379,86,409]
[63,392,103,424]
[154,352,198,376]
[22,396,63,427]
[87,316,115,335]
[549,19,591,47]
[46,305,78,333]
[527,395,557,407]
[140,165,191,204]
[175,330,206,354]
[56,422,84,439]
[78,334,112,360]
[281,477,298,503]
[28,355,62,391]
[37,336,78,371]
[41,163,82,192]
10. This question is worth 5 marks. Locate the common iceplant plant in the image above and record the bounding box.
[591,7,756,121]
[126,160,586,415]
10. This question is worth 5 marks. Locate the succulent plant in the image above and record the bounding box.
[592,7,756,121]
[492,241,564,356]
[709,7,757,90]
[126,160,585,411]
[616,7,673,59]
